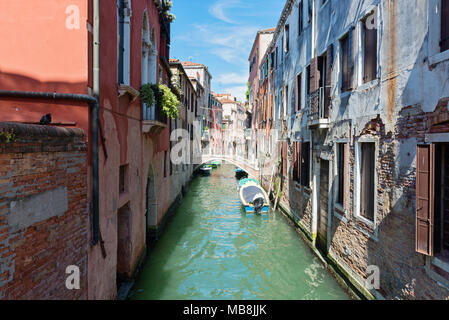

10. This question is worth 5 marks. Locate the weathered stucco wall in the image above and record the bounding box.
[256,0,449,299]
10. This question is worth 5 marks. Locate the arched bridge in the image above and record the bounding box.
[196,154,260,179]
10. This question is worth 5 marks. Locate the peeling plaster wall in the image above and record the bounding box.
[257,0,449,299]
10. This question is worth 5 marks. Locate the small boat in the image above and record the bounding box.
[238,178,269,215]
[200,165,212,176]
[210,160,221,167]
[208,162,218,169]
[235,167,248,179]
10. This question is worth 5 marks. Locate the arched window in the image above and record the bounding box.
[118,0,131,85]
[150,27,157,84]
[142,13,158,120]
[142,11,150,85]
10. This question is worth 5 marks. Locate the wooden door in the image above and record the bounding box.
[318,160,329,253]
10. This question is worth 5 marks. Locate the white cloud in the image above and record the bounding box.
[223,85,247,102]
[216,72,248,85]
[208,0,241,24]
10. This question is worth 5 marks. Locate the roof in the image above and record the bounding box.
[181,61,206,67]
[180,61,213,79]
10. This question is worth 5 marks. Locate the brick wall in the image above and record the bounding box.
[0,122,88,300]
[328,108,449,300]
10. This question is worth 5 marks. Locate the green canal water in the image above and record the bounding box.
[130,164,350,300]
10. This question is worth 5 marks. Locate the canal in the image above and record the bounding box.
[130,164,350,300]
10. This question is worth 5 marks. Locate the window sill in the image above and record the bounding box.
[354,214,375,228]
[118,191,130,209]
[334,204,348,222]
[426,256,449,290]
[357,78,380,91]
[118,84,140,102]
[338,90,352,99]
[429,49,449,66]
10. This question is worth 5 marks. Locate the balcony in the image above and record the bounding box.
[244,128,252,139]
[201,130,210,141]
[307,87,331,129]
[142,103,167,134]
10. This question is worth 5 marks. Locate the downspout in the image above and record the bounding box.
[0,92,100,246]
[92,0,100,246]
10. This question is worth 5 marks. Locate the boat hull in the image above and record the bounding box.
[243,205,269,215]
[238,180,269,216]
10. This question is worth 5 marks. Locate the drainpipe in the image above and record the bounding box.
[92,0,100,246]
[0,91,100,246]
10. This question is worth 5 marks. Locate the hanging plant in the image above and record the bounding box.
[160,84,180,119]
[166,13,176,22]
[140,84,155,106]
[150,84,179,119]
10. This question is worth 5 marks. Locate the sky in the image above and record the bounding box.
[170,0,285,102]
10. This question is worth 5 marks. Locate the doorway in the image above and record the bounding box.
[317,160,329,253]
[435,143,449,262]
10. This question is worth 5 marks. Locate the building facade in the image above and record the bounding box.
[255,0,449,299]
[0,0,184,300]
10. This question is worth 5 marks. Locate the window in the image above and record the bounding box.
[298,1,304,36]
[159,66,163,84]
[416,143,449,261]
[285,85,289,116]
[301,142,310,187]
[169,121,173,176]
[284,25,290,53]
[340,30,354,92]
[442,0,449,52]
[434,143,449,259]
[295,73,302,112]
[336,143,348,207]
[293,142,301,183]
[362,9,378,83]
[306,65,311,105]
[119,164,128,195]
[360,142,375,221]
[117,0,131,85]
[275,47,278,69]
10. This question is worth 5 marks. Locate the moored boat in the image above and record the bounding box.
[235,167,248,179]
[238,178,269,215]
[200,165,212,176]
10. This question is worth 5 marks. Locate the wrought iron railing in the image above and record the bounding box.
[143,102,167,124]
[307,86,330,124]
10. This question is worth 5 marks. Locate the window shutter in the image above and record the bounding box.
[324,45,333,117]
[295,75,299,113]
[442,0,449,52]
[343,143,348,209]
[416,145,434,256]
[293,142,297,180]
[309,57,319,93]
[297,142,301,182]
[364,23,378,82]
[348,28,354,90]
[283,141,288,176]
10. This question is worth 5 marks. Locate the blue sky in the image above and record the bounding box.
[170,0,285,101]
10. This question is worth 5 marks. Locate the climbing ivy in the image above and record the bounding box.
[140,84,180,119]
[140,83,155,106]
[0,129,15,143]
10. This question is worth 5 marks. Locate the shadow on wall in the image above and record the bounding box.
[0,71,88,133]
[328,0,449,298]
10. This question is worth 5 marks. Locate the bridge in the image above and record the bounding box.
[196,154,260,179]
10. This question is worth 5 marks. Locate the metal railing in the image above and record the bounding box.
[143,103,168,124]
[307,86,330,125]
